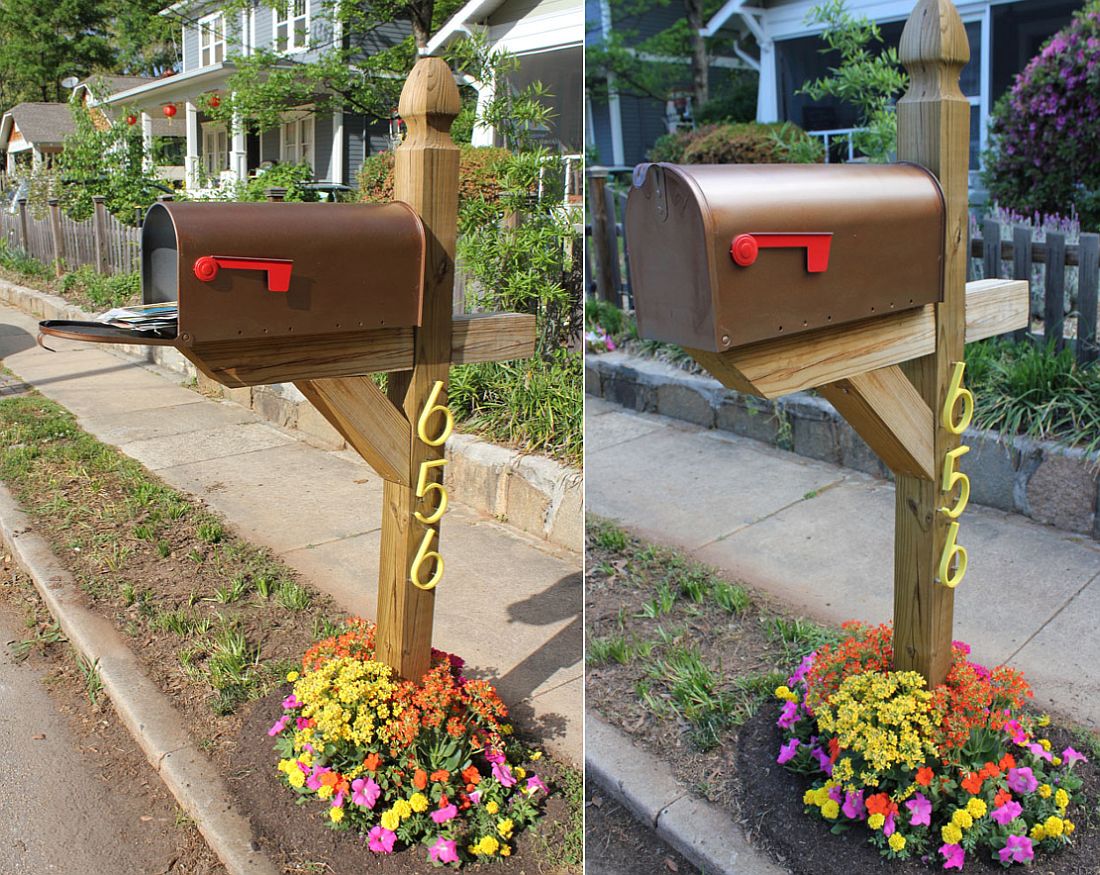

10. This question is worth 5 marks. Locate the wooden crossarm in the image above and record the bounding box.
[691,278,1027,400]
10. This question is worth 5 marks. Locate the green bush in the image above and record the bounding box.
[0,240,52,280]
[694,72,759,125]
[647,122,823,164]
[358,145,513,205]
[59,266,140,309]
[233,163,320,202]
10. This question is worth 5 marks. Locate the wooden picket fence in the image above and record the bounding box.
[0,197,140,276]
[585,168,1100,368]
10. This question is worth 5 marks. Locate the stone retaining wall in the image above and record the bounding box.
[587,351,1100,540]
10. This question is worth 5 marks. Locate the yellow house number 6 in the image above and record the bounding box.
[938,362,973,589]
[410,381,454,591]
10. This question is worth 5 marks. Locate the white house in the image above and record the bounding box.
[0,103,76,174]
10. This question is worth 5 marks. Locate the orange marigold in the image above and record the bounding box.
[915,767,934,787]
[414,769,428,790]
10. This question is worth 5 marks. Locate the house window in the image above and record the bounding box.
[199,12,226,67]
[280,112,314,172]
[202,123,229,176]
[275,0,309,52]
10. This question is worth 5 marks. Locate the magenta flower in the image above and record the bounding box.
[939,843,965,870]
[306,765,330,791]
[777,738,800,765]
[777,700,800,729]
[526,774,549,795]
[883,811,896,837]
[999,834,1034,864]
[842,789,866,820]
[1027,742,1053,762]
[991,800,1023,825]
[1004,719,1027,745]
[905,792,931,827]
[810,746,832,775]
[351,776,381,809]
[429,836,459,864]
[281,694,300,710]
[295,717,311,730]
[431,804,458,824]
[493,761,517,787]
[787,653,815,687]
[268,715,289,736]
[485,748,506,765]
[368,826,396,854]
[1007,766,1038,794]
[1063,746,1088,766]
[468,790,481,805]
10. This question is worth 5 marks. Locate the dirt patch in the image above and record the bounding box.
[584,786,698,875]
[230,690,579,875]
[737,703,1100,875]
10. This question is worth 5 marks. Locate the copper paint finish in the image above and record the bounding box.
[141,201,426,348]
[625,163,946,351]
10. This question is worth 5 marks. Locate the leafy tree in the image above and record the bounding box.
[0,0,113,109]
[799,0,907,163]
[106,0,181,76]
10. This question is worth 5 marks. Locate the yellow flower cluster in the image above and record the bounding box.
[1055,788,1070,812]
[815,671,940,785]
[774,685,799,703]
[497,818,515,840]
[291,657,402,748]
[888,833,906,852]
[470,836,501,855]
[277,758,307,788]
[802,781,841,820]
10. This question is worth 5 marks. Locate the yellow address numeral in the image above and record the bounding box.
[417,380,454,447]
[943,361,974,436]
[414,458,449,525]
[410,528,444,591]
[938,521,968,589]
[939,445,971,519]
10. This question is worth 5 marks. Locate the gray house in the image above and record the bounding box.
[101,0,405,192]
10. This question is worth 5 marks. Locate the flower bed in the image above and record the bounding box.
[776,623,1088,870]
[267,619,548,866]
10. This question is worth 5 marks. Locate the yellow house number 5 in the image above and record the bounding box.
[938,362,973,588]
[410,381,454,591]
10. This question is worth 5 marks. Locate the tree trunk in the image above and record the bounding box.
[409,0,434,49]
[684,0,708,110]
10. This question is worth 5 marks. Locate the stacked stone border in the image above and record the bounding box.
[587,351,1100,540]
[0,279,581,552]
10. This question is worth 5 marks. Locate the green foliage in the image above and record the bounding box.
[183,162,320,203]
[799,0,908,163]
[59,266,141,309]
[58,98,164,221]
[358,145,511,205]
[965,338,1100,455]
[647,121,823,164]
[694,71,760,125]
[585,296,625,335]
[0,240,52,280]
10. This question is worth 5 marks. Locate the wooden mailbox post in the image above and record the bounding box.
[626,0,1027,687]
[38,57,536,683]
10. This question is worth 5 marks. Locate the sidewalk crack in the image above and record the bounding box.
[1003,567,1100,665]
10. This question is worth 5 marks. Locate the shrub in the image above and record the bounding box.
[647,122,823,164]
[694,71,759,125]
[59,265,141,309]
[984,9,1100,231]
[358,145,512,205]
[0,239,52,280]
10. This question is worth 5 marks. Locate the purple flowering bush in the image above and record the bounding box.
[985,9,1100,231]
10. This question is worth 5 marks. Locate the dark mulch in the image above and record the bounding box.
[231,689,577,875]
[737,703,1100,875]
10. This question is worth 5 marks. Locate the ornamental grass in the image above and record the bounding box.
[777,622,1088,869]
[268,619,548,865]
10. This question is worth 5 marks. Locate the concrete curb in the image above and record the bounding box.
[587,350,1100,540]
[0,485,280,875]
[586,712,788,875]
[0,278,582,553]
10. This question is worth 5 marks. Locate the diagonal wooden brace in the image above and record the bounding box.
[819,366,935,480]
[295,376,412,486]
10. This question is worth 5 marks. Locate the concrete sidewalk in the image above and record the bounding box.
[587,396,1100,730]
[0,304,581,764]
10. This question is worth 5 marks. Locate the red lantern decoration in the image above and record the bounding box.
[162,103,177,119]
[209,94,220,109]
[126,113,137,126]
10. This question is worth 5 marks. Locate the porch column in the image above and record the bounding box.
[756,38,778,122]
[471,78,495,147]
[231,103,247,182]
[332,109,344,184]
[141,112,154,172]
[185,101,199,190]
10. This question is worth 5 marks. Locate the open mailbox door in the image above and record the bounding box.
[39,201,427,386]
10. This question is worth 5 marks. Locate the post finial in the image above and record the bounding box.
[899,0,970,95]
[397,56,461,143]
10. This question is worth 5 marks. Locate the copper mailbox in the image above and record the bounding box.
[625,163,945,351]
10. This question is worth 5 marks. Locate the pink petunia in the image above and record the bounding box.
[991,800,1023,825]
[905,792,931,827]
[1063,746,1088,766]
[776,700,800,729]
[1006,766,1038,794]
[429,836,459,864]
[999,834,1034,864]
[810,746,833,776]
[468,790,481,805]
[485,748,506,765]
[281,694,300,710]
[939,843,965,870]
[296,717,311,731]
[493,761,517,787]
[351,776,381,809]
[526,775,549,795]
[1028,742,1053,762]
[777,738,800,765]
[431,804,458,824]
[883,811,896,837]
[368,826,396,854]
[306,765,331,792]
[842,790,866,821]
[268,715,290,736]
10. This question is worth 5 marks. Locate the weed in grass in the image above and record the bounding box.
[75,653,104,705]
[174,809,196,829]
[196,520,224,544]
[637,579,677,618]
[803,489,818,500]
[586,633,634,666]
[312,616,342,641]
[588,518,628,552]
[654,624,684,646]
[156,540,171,558]
[254,574,274,599]
[676,565,711,603]
[651,645,730,750]
[99,542,132,572]
[10,621,66,661]
[762,615,839,658]
[132,522,156,540]
[164,497,189,520]
[120,582,136,606]
[276,579,311,611]
[556,766,584,866]
[187,548,205,564]
[209,575,249,604]
[636,679,668,717]
[712,580,751,615]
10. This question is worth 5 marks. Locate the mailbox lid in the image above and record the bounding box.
[626,162,945,351]
[142,201,426,346]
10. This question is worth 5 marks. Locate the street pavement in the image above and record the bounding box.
[0,304,582,765]
[587,396,1100,730]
